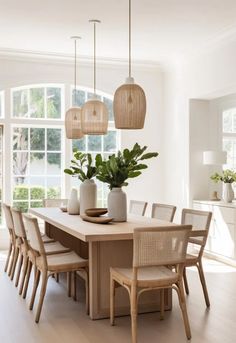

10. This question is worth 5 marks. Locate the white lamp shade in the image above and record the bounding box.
[65,107,84,139]
[81,99,108,135]
[203,151,227,165]
[113,80,146,129]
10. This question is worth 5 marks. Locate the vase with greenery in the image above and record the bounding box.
[210,169,236,203]
[64,151,98,215]
[96,143,158,221]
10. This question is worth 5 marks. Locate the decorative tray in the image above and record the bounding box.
[85,208,108,217]
[81,215,113,224]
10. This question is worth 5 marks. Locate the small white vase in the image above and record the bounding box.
[68,188,80,214]
[80,179,97,215]
[108,187,127,222]
[222,183,234,203]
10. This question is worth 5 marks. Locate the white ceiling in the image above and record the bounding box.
[1,0,236,63]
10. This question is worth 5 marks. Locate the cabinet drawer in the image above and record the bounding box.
[213,206,236,224]
[193,202,212,212]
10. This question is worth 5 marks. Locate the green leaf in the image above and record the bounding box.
[128,171,142,178]
[140,152,159,160]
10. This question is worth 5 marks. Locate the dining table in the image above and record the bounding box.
[29,207,182,320]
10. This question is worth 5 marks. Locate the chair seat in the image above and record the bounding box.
[37,251,88,272]
[44,242,71,255]
[41,234,55,243]
[111,266,179,288]
[185,253,198,266]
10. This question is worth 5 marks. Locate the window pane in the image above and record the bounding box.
[13,201,29,212]
[30,201,43,208]
[88,92,101,100]
[72,137,86,151]
[47,153,61,175]
[103,97,114,121]
[47,128,61,151]
[72,89,85,107]
[13,152,29,175]
[47,177,61,198]
[104,131,117,152]
[47,87,61,118]
[88,135,102,151]
[30,153,45,175]
[30,128,45,150]
[13,89,28,117]
[13,179,29,200]
[30,88,44,118]
[13,128,28,150]
[30,185,45,200]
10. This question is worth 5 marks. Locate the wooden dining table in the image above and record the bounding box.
[29,207,179,320]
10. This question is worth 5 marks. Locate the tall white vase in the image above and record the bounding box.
[68,188,80,214]
[108,187,127,222]
[222,183,234,203]
[80,179,97,215]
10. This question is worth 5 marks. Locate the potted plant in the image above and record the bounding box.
[210,169,236,203]
[64,151,98,215]
[96,143,158,221]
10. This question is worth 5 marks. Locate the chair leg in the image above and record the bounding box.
[67,272,72,297]
[160,289,165,320]
[23,260,32,299]
[35,271,48,323]
[11,247,19,281]
[73,271,77,301]
[8,245,16,277]
[15,253,23,287]
[183,267,189,295]
[19,256,28,295]
[197,261,210,307]
[130,285,138,343]
[29,269,41,310]
[110,276,115,326]
[175,281,191,340]
[85,270,89,315]
[4,241,12,273]
[56,273,59,283]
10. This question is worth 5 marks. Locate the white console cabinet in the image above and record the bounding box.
[193,200,236,262]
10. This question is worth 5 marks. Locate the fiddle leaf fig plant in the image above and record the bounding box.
[210,169,236,184]
[96,143,158,189]
[64,150,99,182]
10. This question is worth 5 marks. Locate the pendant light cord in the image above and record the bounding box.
[93,22,96,96]
[74,38,77,104]
[129,0,131,78]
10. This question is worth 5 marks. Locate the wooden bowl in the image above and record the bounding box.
[81,215,113,224]
[60,206,67,212]
[85,208,108,217]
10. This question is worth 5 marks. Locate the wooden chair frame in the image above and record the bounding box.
[151,203,177,222]
[129,200,148,216]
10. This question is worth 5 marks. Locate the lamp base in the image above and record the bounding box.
[210,191,221,201]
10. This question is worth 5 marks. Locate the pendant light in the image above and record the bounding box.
[113,0,146,129]
[81,20,108,135]
[65,36,84,139]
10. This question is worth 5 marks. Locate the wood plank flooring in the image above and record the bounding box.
[0,252,236,343]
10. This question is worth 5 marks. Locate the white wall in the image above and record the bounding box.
[163,39,236,219]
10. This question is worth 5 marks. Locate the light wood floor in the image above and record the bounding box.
[0,252,236,343]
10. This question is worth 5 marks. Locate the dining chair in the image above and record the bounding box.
[11,208,71,298]
[110,225,192,343]
[129,200,147,216]
[23,213,89,323]
[2,203,16,278]
[151,203,177,222]
[181,208,212,307]
[43,198,68,207]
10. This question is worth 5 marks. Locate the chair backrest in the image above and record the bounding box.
[129,200,147,216]
[151,203,177,222]
[2,203,14,232]
[181,208,212,248]
[23,214,46,256]
[43,199,68,207]
[11,208,27,239]
[133,225,191,268]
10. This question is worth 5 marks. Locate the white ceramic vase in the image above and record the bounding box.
[80,179,97,215]
[68,188,80,214]
[222,183,234,203]
[107,187,127,222]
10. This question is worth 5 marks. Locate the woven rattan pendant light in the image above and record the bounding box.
[81,20,108,135]
[113,0,146,129]
[65,36,84,139]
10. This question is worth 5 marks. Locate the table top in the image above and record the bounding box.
[29,207,176,242]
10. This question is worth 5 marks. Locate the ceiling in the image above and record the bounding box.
[1,0,236,64]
